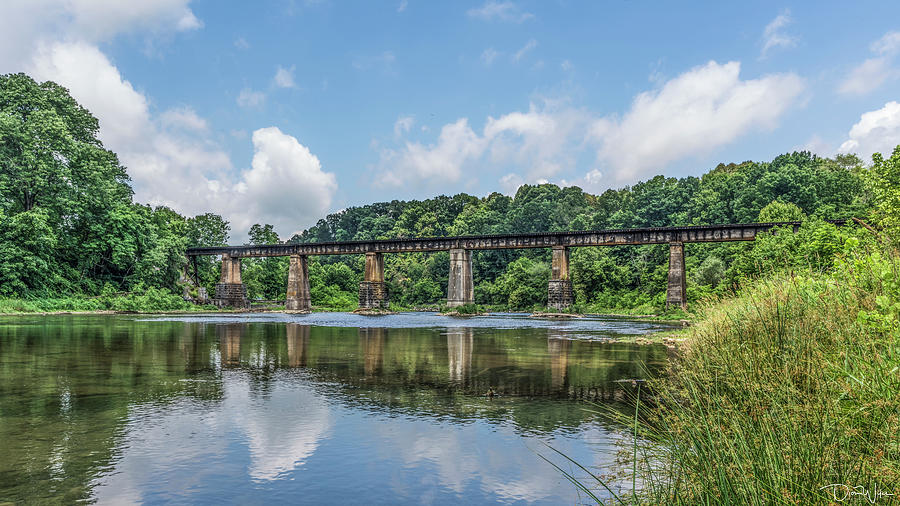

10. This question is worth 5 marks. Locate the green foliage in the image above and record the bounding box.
[0,207,60,295]
[477,256,549,310]
[692,255,726,288]
[0,286,207,313]
[186,213,231,293]
[756,199,804,222]
[865,145,900,232]
[727,219,851,283]
[836,238,900,333]
[242,223,288,299]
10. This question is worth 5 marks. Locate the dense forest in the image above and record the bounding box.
[0,72,889,312]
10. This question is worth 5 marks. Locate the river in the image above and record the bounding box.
[0,312,674,504]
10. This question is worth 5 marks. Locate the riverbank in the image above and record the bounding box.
[612,243,900,504]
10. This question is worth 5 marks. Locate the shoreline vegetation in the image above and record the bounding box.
[618,240,899,505]
[567,144,900,504]
[0,299,687,324]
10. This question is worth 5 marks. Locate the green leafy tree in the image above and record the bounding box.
[242,224,287,299]
[186,213,230,292]
[866,145,900,231]
[0,73,135,295]
[757,200,805,223]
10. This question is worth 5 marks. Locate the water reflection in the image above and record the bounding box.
[286,323,309,367]
[447,328,473,383]
[220,324,243,368]
[360,327,385,377]
[548,333,571,392]
[0,315,669,504]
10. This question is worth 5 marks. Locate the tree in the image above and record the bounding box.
[757,200,805,223]
[0,73,134,295]
[866,145,900,231]
[242,224,287,299]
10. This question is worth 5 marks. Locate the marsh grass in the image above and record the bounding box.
[563,242,900,504]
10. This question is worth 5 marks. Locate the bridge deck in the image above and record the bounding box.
[186,221,844,258]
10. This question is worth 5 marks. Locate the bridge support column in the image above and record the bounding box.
[666,242,687,310]
[286,254,311,311]
[358,252,388,309]
[548,246,574,311]
[214,254,249,309]
[447,248,474,307]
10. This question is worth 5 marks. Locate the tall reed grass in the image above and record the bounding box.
[634,241,900,504]
[571,240,900,504]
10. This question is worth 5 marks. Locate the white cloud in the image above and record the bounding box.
[838,31,900,96]
[760,10,796,58]
[237,87,266,108]
[499,173,524,195]
[160,106,209,132]
[0,0,201,68]
[273,65,296,88]
[236,127,338,237]
[484,106,584,180]
[377,103,588,189]
[378,119,487,187]
[795,135,833,157]
[234,37,249,49]
[397,0,408,12]
[838,101,900,161]
[560,60,573,71]
[467,1,533,23]
[376,60,804,193]
[513,39,537,63]
[481,47,500,66]
[584,168,603,185]
[872,31,900,54]
[591,60,805,182]
[394,115,414,137]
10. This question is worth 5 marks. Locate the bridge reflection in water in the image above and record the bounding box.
[213,322,665,403]
[447,328,473,383]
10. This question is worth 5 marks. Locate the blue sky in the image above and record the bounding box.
[1,1,899,239]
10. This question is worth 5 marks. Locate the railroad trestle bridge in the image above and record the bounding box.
[185,221,837,311]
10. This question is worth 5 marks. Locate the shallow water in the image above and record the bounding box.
[0,312,673,504]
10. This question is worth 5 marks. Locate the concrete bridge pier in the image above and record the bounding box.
[214,254,249,308]
[358,252,388,309]
[666,242,687,310]
[548,246,574,311]
[286,254,311,311]
[447,248,474,307]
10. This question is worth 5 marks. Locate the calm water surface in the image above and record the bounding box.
[0,312,674,504]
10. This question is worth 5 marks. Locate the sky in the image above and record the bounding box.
[1,0,899,240]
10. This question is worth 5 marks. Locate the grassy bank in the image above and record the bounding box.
[0,287,214,314]
[593,241,900,504]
